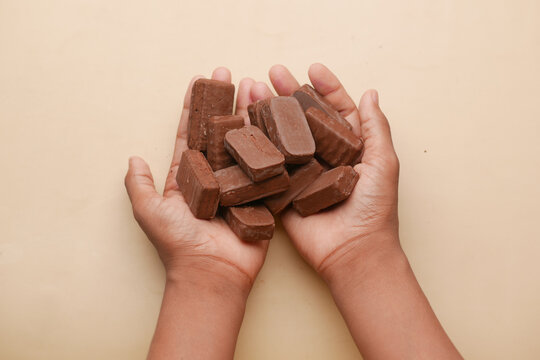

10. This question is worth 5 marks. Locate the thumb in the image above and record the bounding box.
[125,156,161,221]
[358,90,398,166]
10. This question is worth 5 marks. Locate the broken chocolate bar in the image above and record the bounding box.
[262,96,315,164]
[176,150,220,219]
[305,107,363,167]
[207,115,244,171]
[188,79,235,151]
[293,166,359,216]
[224,204,275,241]
[215,165,289,206]
[224,125,285,182]
[293,84,353,131]
[264,158,324,214]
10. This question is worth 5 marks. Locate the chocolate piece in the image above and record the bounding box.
[215,165,289,206]
[293,166,359,216]
[264,158,324,214]
[224,125,285,182]
[188,79,235,151]
[224,205,275,241]
[247,103,256,126]
[248,100,269,135]
[262,96,315,164]
[306,107,363,167]
[176,150,220,219]
[293,84,353,131]
[207,115,244,171]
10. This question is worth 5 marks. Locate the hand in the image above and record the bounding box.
[254,65,462,359]
[125,67,267,290]
[251,63,401,281]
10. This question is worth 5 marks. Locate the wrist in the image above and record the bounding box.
[148,257,251,359]
[318,230,406,288]
[165,256,253,301]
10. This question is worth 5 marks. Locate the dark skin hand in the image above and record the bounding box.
[125,68,267,359]
[249,63,462,360]
[125,68,266,285]
[250,63,399,276]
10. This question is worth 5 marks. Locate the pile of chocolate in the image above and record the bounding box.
[177,79,363,241]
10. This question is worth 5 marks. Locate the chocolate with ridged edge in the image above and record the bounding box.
[293,166,359,216]
[215,165,289,206]
[293,84,353,131]
[188,79,234,151]
[224,125,285,182]
[224,205,275,241]
[207,115,244,171]
[305,107,363,167]
[176,150,220,219]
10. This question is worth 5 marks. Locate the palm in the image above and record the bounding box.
[250,63,399,272]
[150,180,267,279]
[126,68,268,283]
[282,161,397,270]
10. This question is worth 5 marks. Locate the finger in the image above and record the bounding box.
[250,81,274,102]
[125,156,161,221]
[236,77,256,125]
[211,66,232,83]
[307,63,362,136]
[269,64,300,96]
[357,90,398,167]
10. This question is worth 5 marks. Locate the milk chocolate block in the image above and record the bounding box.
[176,150,220,219]
[306,107,363,167]
[224,205,275,241]
[262,96,315,164]
[215,165,290,206]
[248,100,269,135]
[293,166,359,216]
[188,79,235,151]
[293,84,353,131]
[207,115,244,171]
[224,125,285,182]
[264,158,324,214]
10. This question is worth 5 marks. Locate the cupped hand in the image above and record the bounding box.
[251,63,401,279]
[125,68,266,289]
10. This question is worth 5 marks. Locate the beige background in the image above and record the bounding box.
[1,0,539,359]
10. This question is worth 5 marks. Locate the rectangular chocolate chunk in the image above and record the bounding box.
[188,79,235,151]
[248,99,269,135]
[224,125,285,182]
[224,204,275,241]
[306,107,363,167]
[215,165,289,206]
[264,158,324,214]
[261,96,315,164]
[207,115,245,171]
[293,84,353,131]
[293,166,359,216]
[176,150,220,219]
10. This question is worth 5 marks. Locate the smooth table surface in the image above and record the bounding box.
[1,0,539,359]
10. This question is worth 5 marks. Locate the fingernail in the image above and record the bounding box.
[371,90,379,106]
